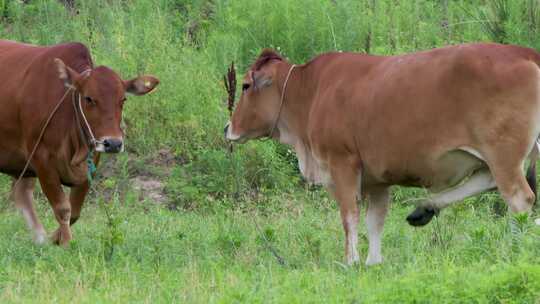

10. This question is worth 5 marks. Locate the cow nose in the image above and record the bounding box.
[224,124,229,138]
[103,138,123,153]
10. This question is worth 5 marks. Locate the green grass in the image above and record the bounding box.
[0,186,539,303]
[1,0,540,302]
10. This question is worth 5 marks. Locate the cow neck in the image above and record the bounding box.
[275,62,329,184]
[274,62,315,148]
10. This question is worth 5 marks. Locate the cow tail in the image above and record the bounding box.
[526,160,536,202]
[526,139,538,204]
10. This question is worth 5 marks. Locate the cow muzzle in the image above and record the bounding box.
[224,122,244,143]
[95,137,124,153]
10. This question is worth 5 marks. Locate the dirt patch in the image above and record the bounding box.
[131,176,167,204]
[130,149,186,204]
[95,148,186,204]
[130,148,187,178]
[151,148,187,168]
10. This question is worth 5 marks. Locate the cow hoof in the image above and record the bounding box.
[33,230,48,245]
[50,227,72,246]
[406,206,438,226]
[51,228,62,245]
[365,255,383,266]
[346,255,360,266]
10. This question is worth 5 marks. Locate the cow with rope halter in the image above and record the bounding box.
[0,40,159,245]
[225,45,540,265]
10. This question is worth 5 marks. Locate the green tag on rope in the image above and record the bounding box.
[87,151,97,182]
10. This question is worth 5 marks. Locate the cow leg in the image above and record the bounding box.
[68,153,100,226]
[69,182,89,226]
[407,168,496,226]
[488,161,535,214]
[364,186,390,266]
[327,159,361,265]
[34,162,72,246]
[12,177,47,244]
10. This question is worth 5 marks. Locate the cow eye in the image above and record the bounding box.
[242,83,250,91]
[84,96,95,105]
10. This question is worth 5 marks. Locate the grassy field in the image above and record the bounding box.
[1,0,540,303]
[1,184,539,303]
[1,185,539,303]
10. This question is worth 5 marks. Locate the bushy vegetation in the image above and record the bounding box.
[0,0,539,302]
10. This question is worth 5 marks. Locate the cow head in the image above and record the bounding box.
[54,58,159,153]
[224,49,286,143]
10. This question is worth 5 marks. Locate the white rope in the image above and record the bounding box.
[267,64,296,139]
[76,93,99,146]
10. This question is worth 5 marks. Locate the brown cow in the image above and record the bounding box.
[0,40,159,245]
[225,43,540,265]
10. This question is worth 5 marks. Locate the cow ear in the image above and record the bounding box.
[252,70,272,90]
[124,75,160,96]
[54,58,79,88]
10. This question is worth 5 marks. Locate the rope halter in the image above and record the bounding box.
[266,64,296,139]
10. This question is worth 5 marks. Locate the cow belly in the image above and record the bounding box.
[380,149,486,192]
[0,150,36,178]
[428,149,487,192]
[0,151,85,184]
